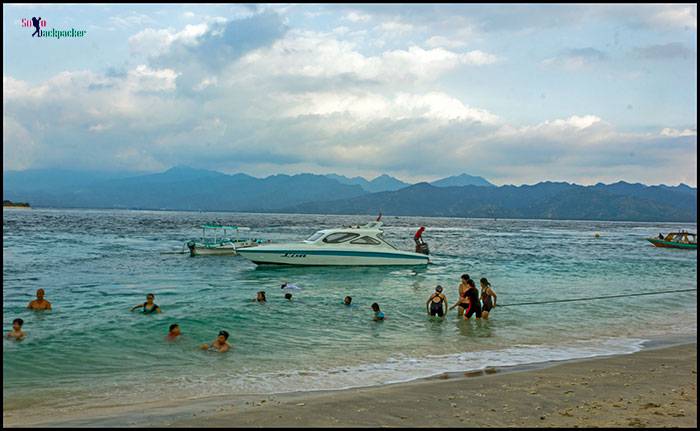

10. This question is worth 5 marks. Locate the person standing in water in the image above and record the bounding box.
[27,288,52,310]
[254,291,267,303]
[371,303,385,321]
[201,330,231,352]
[130,293,161,314]
[165,324,181,341]
[480,278,497,319]
[6,318,26,341]
[450,277,481,320]
[426,285,447,318]
[453,274,471,318]
[343,296,353,306]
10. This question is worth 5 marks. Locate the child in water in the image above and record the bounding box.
[165,323,181,341]
[371,303,385,321]
[6,318,26,341]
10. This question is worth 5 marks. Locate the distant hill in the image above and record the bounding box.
[3,166,368,211]
[283,182,697,222]
[4,167,696,221]
[431,173,494,187]
[325,173,410,192]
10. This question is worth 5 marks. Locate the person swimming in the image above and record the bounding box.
[130,293,161,314]
[284,293,293,301]
[254,291,267,303]
[27,288,51,311]
[480,278,497,319]
[371,303,385,321]
[426,285,447,317]
[200,330,231,352]
[281,282,302,291]
[343,296,352,306]
[166,323,181,341]
[6,318,25,341]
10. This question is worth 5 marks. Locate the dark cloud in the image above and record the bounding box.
[633,42,695,60]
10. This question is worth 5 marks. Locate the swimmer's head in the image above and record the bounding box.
[257,291,266,301]
[344,296,352,305]
[169,323,180,336]
[466,279,476,288]
[435,285,443,293]
[461,274,470,282]
[480,278,490,288]
[371,302,380,312]
[12,318,24,330]
[146,293,155,302]
[284,293,293,300]
[36,288,45,299]
[280,282,287,289]
[218,330,229,342]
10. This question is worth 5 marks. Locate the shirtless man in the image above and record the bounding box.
[27,288,52,311]
[200,330,231,352]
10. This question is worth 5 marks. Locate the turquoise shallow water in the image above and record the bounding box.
[3,209,697,415]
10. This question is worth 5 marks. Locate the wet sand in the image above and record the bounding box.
[4,342,696,427]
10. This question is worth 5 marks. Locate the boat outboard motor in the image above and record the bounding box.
[187,240,196,256]
[416,242,430,255]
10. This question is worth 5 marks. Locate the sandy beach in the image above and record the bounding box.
[5,341,696,428]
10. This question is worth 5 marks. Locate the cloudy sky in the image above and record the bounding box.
[3,3,697,185]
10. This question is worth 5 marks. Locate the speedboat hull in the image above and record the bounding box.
[646,238,697,250]
[237,245,429,266]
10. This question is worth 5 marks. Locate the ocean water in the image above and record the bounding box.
[3,209,697,417]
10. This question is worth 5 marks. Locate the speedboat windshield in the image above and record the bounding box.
[305,231,325,242]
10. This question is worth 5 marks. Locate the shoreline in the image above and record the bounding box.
[4,338,696,428]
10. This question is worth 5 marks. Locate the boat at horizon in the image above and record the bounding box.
[186,225,268,256]
[646,231,697,250]
[236,221,430,266]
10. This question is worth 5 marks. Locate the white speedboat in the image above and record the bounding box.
[236,221,430,266]
[186,225,268,256]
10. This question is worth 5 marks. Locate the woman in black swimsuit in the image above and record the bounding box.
[130,293,161,314]
[451,278,481,320]
[480,278,497,319]
[426,285,447,318]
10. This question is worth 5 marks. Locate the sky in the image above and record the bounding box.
[2,3,697,186]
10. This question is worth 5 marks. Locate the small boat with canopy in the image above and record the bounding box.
[186,225,268,256]
[646,231,697,250]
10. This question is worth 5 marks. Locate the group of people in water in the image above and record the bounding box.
[6,275,497,350]
[427,274,497,320]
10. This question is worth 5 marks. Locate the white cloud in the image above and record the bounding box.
[345,11,371,23]
[127,65,179,92]
[425,36,467,49]
[660,127,697,137]
[280,91,499,124]
[650,5,697,30]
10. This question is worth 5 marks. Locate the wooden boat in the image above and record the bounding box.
[646,231,697,250]
[186,225,268,256]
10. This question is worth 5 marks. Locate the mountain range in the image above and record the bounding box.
[3,167,696,222]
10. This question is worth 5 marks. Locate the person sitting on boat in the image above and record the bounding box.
[658,233,664,240]
[130,293,161,314]
[27,288,52,311]
[426,285,447,318]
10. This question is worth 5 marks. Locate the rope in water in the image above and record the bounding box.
[498,288,697,307]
